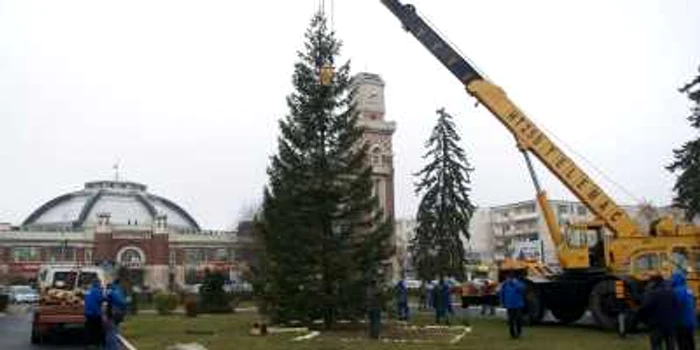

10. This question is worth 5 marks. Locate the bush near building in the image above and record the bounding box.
[154,291,179,315]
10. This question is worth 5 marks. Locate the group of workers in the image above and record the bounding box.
[83,278,128,350]
[401,278,455,324]
[637,272,696,350]
[394,271,697,348]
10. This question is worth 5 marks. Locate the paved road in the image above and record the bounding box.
[0,306,84,350]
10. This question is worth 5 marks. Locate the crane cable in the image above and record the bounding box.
[418,2,643,206]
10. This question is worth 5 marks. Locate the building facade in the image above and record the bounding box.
[395,199,685,274]
[0,180,238,290]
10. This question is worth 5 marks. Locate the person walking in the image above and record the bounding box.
[105,279,128,350]
[499,273,525,339]
[84,279,105,349]
[433,277,452,325]
[366,279,383,339]
[418,281,427,310]
[639,275,679,350]
[672,272,696,350]
[395,279,409,321]
[481,280,496,316]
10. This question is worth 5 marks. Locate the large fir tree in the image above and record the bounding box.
[667,66,700,221]
[411,108,475,281]
[256,13,393,328]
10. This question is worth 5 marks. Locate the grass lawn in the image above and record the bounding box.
[121,310,694,350]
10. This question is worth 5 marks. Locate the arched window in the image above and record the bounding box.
[117,246,146,268]
[371,146,381,165]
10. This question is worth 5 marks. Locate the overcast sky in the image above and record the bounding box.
[1,0,699,229]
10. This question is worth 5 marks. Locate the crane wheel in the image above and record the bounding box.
[551,305,586,324]
[523,283,544,325]
[589,279,618,329]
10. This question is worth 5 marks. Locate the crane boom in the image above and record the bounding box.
[381,0,639,238]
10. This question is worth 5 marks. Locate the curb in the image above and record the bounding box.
[118,334,138,350]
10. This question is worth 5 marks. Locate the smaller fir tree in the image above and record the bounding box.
[667,66,700,221]
[411,108,475,281]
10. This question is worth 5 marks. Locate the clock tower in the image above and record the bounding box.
[351,73,397,278]
[351,72,396,221]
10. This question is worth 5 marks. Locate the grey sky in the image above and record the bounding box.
[1,0,699,230]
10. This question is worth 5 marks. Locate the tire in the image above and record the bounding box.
[30,324,42,345]
[589,279,618,329]
[523,283,545,325]
[551,305,586,324]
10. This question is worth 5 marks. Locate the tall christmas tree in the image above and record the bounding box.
[668,66,700,221]
[256,13,393,328]
[411,108,475,281]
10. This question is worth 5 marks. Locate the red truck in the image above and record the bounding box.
[31,266,105,344]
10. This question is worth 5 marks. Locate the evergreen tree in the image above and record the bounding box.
[668,66,700,221]
[256,13,393,328]
[411,108,475,281]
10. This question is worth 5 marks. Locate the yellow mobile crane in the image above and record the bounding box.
[381,0,700,331]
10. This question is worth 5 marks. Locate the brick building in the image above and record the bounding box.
[0,180,237,290]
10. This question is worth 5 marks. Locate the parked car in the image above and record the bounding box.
[9,285,40,304]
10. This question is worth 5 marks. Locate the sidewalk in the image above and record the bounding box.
[137,306,257,315]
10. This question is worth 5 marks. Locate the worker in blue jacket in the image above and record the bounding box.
[84,279,104,348]
[396,279,409,321]
[638,274,679,350]
[106,279,127,326]
[432,277,452,324]
[672,272,696,350]
[105,279,128,350]
[499,273,526,339]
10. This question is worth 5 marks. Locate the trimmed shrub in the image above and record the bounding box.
[154,292,179,315]
[198,270,233,313]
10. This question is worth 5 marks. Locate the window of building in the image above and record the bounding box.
[577,206,587,216]
[382,155,392,166]
[185,267,199,284]
[47,247,76,263]
[214,248,228,261]
[185,249,206,265]
[229,249,236,261]
[169,250,177,266]
[558,205,569,214]
[84,249,93,264]
[13,247,41,262]
[371,146,381,165]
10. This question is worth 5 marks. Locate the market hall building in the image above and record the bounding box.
[0,180,238,290]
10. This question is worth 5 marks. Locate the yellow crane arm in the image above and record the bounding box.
[381,0,640,238]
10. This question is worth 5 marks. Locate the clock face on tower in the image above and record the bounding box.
[361,85,383,112]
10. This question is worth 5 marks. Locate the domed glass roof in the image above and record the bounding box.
[23,181,200,231]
